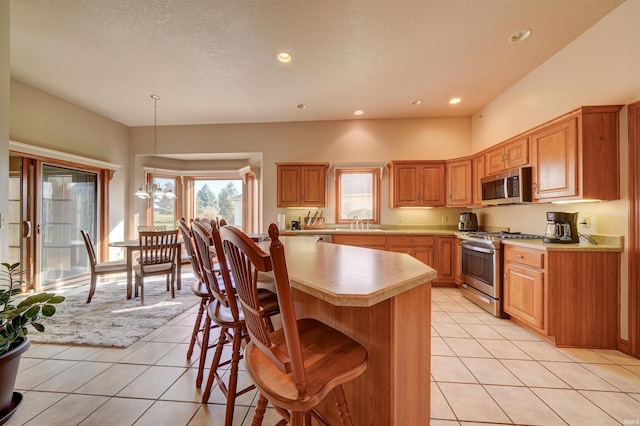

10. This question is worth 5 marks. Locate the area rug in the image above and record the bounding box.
[28,275,200,348]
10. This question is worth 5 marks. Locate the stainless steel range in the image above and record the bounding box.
[458,231,544,317]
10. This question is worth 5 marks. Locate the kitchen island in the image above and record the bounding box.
[258,236,437,425]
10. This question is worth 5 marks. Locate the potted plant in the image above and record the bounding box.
[0,262,64,422]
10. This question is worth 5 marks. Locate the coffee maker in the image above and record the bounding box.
[458,212,478,231]
[543,211,579,244]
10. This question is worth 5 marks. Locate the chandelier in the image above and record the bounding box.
[134,95,176,199]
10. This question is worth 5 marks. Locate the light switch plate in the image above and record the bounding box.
[0,213,4,229]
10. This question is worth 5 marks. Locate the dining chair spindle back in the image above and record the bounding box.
[134,229,179,305]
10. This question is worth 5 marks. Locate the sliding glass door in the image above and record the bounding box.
[40,164,98,287]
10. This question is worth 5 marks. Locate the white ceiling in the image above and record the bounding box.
[9,0,624,127]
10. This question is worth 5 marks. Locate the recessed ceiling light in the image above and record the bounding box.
[354,110,364,116]
[277,52,292,63]
[509,29,531,43]
[411,100,422,106]
[449,98,461,105]
[297,104,306,109]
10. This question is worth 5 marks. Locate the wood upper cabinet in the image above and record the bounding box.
[388,161,446,207]
[446,158,472,207]
[503,245,545,331]
[530,105,622,202]
[276,163,328,207]
[485,136,529,175]
[472,154,486,206]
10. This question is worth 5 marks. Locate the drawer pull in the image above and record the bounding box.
[517,255,524,259]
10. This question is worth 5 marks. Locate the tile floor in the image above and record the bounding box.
[6,286,640,425]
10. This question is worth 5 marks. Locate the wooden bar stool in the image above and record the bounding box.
[192,219,280,426]
[177,218,217,387]
[220,224,368,426]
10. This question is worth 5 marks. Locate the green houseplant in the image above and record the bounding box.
[0,262,64,421]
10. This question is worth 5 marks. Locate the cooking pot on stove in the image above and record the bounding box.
[458,212,478,231]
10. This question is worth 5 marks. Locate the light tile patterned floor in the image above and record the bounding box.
[431,287,640,426]
[7,286,640,425]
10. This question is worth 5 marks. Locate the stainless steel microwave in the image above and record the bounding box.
[481,166,532,205]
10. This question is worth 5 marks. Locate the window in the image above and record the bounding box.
[151,175,178,229]
[336,168,380,224]
[193,179,243,229]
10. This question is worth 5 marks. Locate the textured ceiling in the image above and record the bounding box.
[9,0,624,126]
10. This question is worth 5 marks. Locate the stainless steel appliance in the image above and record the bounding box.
[481,166,532,205]
[543,211,579,243]
[458,231,544,317]
[458,212,478,231]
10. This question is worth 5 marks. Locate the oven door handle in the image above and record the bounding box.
[460,241,495,254]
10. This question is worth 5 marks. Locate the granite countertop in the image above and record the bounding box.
[257,236,437,307]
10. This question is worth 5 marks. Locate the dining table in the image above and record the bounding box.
[256,236,437,425]
[109,238,184,299]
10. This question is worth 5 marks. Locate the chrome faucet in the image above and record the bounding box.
[351,215,360,230]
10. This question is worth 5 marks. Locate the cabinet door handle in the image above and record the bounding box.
[518,255,524,259]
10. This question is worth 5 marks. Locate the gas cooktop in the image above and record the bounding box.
[458,231,545,248]
[460,231,545,240]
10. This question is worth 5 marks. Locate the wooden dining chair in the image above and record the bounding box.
[220,224,368,426]
[134,229,179,305]
[80,230,128,303]
[192,219,279,426]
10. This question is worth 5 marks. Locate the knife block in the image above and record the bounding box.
[303,217,325,230]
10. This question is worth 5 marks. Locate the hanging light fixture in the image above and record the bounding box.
[134,95,176,199]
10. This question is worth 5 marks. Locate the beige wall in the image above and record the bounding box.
[129,117,472,230]
[470,0,640,341]
[8,79,131,244]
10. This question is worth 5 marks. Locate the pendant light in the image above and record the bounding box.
[134,95,176,199]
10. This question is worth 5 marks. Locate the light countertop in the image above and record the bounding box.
[499,233,624,252]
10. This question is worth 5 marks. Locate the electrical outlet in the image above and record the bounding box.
[579,215,591,228]
[398,215,403,223]
[441,215,448,223]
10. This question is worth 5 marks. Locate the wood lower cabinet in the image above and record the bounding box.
[485,136,528,175]
[503,246,545,331]
[387,235,435,268]
[530,105,622,202]
[435,236,455,284]
[446,158,472,207]
[503,244,620,348]
[453,238,461,284]
[276,163,328,207]
[333,234,387,250]
[387,161,446,207]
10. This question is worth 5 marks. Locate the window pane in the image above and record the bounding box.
[194,179,243,229]
[340,173,374,220]
[152,177,176,229]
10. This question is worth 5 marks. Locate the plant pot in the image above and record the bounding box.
[0,337,30,418]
